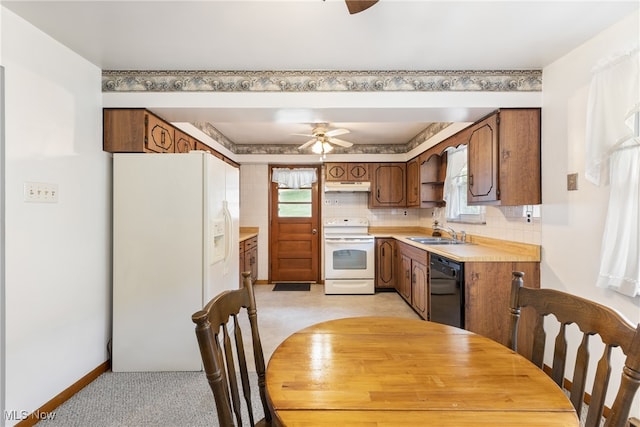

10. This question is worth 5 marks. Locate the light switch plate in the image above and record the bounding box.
[567,173,578,191]
[24,182,59,203]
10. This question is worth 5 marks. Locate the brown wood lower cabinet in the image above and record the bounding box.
[375,238,396,290]
[396,242,429,320]
[464,261,539,360]
[377,239,540,359]
[239,236,258,287]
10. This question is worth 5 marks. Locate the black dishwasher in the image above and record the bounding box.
[429,255,464,329]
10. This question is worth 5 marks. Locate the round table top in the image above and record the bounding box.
[266,316,579,426]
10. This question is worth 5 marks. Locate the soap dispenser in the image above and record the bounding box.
[432,220,441,237]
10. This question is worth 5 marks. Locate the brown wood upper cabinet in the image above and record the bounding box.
[104,108,175,153]
[406,158,420,207]
[419,152,446,208]
[465,109,541,206]
[175,129,196,153]
[369,163,406,208]
[103,108,241,168]
[325,162,370,182]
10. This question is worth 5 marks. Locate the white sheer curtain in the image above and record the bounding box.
[271,168,317,189]
[585,47,640,297]
[443,146,467,220]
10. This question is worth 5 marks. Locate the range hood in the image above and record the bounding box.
[325,181,371,192]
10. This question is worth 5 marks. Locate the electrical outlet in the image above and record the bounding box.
[24,182,59,203]
[567,173,578,191]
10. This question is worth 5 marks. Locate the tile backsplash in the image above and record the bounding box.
[322,192,541,245]
[239,165,541,247]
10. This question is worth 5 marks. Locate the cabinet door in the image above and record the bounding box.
[411,259,428,319]
[103,109,147,153]
[175,129,196,153]
[239,241,245,287]
[498,109,541,205]
[370,163,406,207]
[145,113,175,153]
[325,163,348,181]
[244,246,258,284]
[375,238,396,289]
[243,237,258,284]
[406,158,420,207]
[467,114,498,204]
[464,261,539,359]
[396,252,412,303]
[347,163,370,181]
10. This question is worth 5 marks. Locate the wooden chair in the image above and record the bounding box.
[508,271,640,427]
[192,272,273,427]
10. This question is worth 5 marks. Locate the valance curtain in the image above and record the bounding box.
[585,47,640,297]
[271,168,317,189]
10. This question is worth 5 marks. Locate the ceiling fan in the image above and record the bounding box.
[296,124,354,154]
[345,0,379,14]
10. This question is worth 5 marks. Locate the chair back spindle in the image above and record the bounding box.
[508,271,640,427]
[192,272,272,426]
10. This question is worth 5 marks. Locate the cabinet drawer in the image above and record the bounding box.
[244,236,258,250]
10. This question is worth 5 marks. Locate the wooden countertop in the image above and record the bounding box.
[239,227,258,243]
[369,226,540,262]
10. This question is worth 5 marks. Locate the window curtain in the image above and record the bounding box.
[443,146,467,220]
[271,168,317,189]
[585,47,640,297]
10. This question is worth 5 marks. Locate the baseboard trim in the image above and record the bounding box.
[542,364,611,419]
[15,360,110,427]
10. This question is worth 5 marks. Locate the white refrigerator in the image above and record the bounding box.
[111,151,239,372]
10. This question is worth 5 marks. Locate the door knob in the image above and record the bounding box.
[312,228,317,235]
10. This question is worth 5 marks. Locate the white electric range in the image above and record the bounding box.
[323,217,375,295]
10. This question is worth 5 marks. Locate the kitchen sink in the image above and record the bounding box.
[407,236,468,245]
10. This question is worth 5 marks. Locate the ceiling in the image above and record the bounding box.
[4,0,638,151]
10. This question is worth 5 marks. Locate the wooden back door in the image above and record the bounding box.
[269,165,321,283]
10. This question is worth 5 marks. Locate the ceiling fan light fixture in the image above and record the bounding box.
[323,142,333,153]
[311,140,324,154]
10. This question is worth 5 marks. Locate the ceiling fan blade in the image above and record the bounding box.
[345,0,379,14]
[292,133,315,137]
[328,137,353,148]
[325,128,350,137]
[298,138,317,150]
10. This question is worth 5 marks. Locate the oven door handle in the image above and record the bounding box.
[324,237,375,243]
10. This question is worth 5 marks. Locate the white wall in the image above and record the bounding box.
[541,9,639,417]
[240,164,270,281]
[1,8,110,425]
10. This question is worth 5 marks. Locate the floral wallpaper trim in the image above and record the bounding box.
[103,70,541,154]
[192,121,451,155]
[102,70,542,92]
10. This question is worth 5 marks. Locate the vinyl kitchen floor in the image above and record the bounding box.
[254,284,420,362]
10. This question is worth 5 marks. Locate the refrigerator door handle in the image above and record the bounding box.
[223,200,232,262]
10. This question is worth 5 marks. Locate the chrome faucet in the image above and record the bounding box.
[434,224,457,241]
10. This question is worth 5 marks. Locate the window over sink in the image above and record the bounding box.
[443,145,486,224]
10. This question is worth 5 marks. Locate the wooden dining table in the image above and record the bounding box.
[265,316,579,426]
